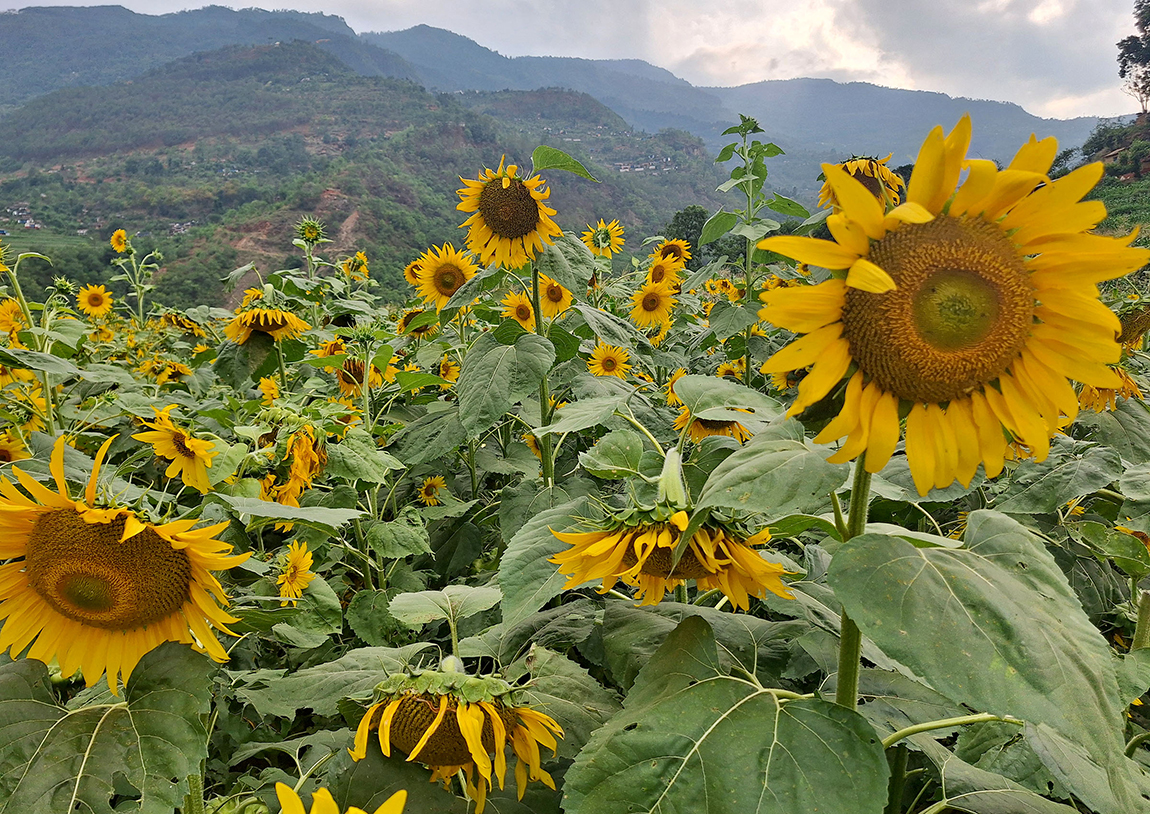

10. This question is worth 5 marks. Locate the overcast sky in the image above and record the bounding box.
[22,0,1142,119]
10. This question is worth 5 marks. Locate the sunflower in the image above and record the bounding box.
[311,338,347,372]
[397,308,440,339]
[673,405,752,443]
[818,154,905,211]
[276,783,407,814]
[278,425,324,506]
[580,218,625,257]
[132,404,219,494]
[654,238,692,266]
[551,513,792,609]
[153,360,193,387]
[0,431,29,463]
[716,359,745,380]
[538,274,572,318]
[350,666,563,813]
[645,257,681,288]
[110,229,129,253]
[587,342,631,378]
[403,258,423,287]
[341,251,370,281]
[0,297,25,336]
[418,475,447,507]
[1120,304,1150,351]
[758,116,1150,495]
[438,356,460,389]
[0,435,248,694]
[225,308,311,344]
[629,281,676,328]
[259,376,279,406]
[522,432,542,460]
[277,541,315,606]
[77,284,114,319]
[161,311,207,338]
[457,156,563,268]
[665,368,687,406]
[1079,367,1143,412]
[240,287,264,308]
[501,291,536,331]
[296,217,326,245]
[337,359,384,398]
[416,243,478,311]
[0,362,33,389]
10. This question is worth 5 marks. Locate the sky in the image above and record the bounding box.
[19,0,1142,119]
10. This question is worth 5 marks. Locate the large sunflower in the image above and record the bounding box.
[587,342,631,378]
[77,284,114,319]
[580,218,625,257]
[629,281,676,328]
[225,308,310,344]
[0,435,248,693]
[416,243,479,311]
[645,257,681,288]
[758,116,1150,494]
[551,513,792,609]
[132,405,219,494]
[457,157,562,269]
[538,274,572,318]
[501,291,536,331]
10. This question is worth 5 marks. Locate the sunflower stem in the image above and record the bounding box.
[1133,590,1150,651]
[467,440,480,499]
[531,265,555,487]
[883,744,908,814]
[183,772,205,814]
[675,583,689,604]
[277,342,288,392]
[835,457,872,711]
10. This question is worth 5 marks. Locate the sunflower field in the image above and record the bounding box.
[2,112,1150,814]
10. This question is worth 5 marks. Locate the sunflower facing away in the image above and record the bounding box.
[225,307,311,344]
[350,665,563,813]
[77,284,114,319]
[758,115,1150,494]
[259,376,279,406]
[501,290,536,331]
[416,243,479,311]
[629,280,677,328]
[817,153,906,211]
[337,359,384,398]
[277,541,315,606]
[538,274,572,318]
[673,404,753,443]
[580,218,625,257]
[1079,367,1143,412]
[0,435,248,693]
[457,157,563,268]
[418,475,447,506]
[587,342,631,378]
[132,404,219,494]
[276,783,407,814]
[551,512,792,609]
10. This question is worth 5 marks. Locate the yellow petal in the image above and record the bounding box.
[864,391,901,473]
[406,695,449,762]
[906,125,946,212]
[756,235,860,269]
[904,403,936,496]
[846,258,897,293]
[823,163,885,239]
[760,322,844,374]
[969,391,1006,479]
[758,279,845,333]
[826,213,870,256]
[813,371,865,444]
[789,337,852,415]
[949,159,998,217]
[1008,134,1059,174]
[275,783,307,814]
[883,201,934,228]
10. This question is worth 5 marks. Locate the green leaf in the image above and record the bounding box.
[393,370,451,392]
[233,644,434,718]
[995,441,1122,514]
[536,233,596,293]
[547,323,580,362]
[290,574,343,637]
[531,145,598,182]
[828,510,1139,812]
[457,333,555,439]
[1078,521,1150,579]
[570,303,644,348]
[714,142,738,163]
[956,721,1068,801]
[207,441,246,486]
[0,643,212,814]
[388,584,502,628]
[325,427,404,483]
[536,395,626,436]
[1076,396,1150,465]
[214,495,364,534]
[564,616,889,814]
[0,346,80,378]
[707,300,759,340]
[366,508,431,559]
[392,406,467,467]
[766,194,810,218]
[578,429,646,478]
[730,221,779,242]
[870,456,984,503]
[213,332,276,388]
[347,590,403,647]
[673,374,780,423]
[699,209,738,245]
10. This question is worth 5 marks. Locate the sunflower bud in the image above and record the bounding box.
[657,446,688,509]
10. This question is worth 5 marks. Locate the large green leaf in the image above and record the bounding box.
[391,406,467,466]
[535,395,626,436]
[531,145,598,182]
[828,510,1141,813]
[535,233,596,293]
[457,332,555,438]
[570,304,645,348]
[213,495,364,534]
[0,643,213,814]
[707,301,759,340]
[578,429,646,478]
[564,616,889,814]
[388,585,502,628]
[995,441,1122,514]
[1076,397,1150,465]
[325,428,404,483]
[672,374,781,423]
[0,346,81,378]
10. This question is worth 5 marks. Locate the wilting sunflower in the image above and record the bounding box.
[587,342,631,378]
[538,274,572,318]
[77,284,114,319]
[278,425,325,506]
[416,243,478,312]
[110,228,129,253]
[276,783,407,814]
[0,297,25,336]
[132,404,219,494]
[350,664,563,813]
[673,405,752,443]
[337,359,384,398]
[259,376,279,406]
[1079,367,1143,412]
[758,116,1150,494]
[653,238,692,266]
[818,154,906,211]
[457,156,563,268]
[645,257,681,288]
[664,368,687,406]
[438,355,460,389]
[418,475,447,506]
[501,291,536,331]
[277,541,315,606]
[397,308,440,339]
[629,281,676,328]
[225,308,310,344]
[580,218,625,257]
[0,431,29,463]
[0,435,248,693]
[161,311,207,338]
[551,512,792,609]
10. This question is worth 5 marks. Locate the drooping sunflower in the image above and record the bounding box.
[538,274,572,318]
[76,284,114,319]
[817,154,906,211]
[0,297,25,336]
[110,228,129,253]
[225,308,311,344]
[580,218,625,257]
[397,308,440,339]
[551,512,792,609]
[758,116,1150,494]
[629,281,676,329]
[278,425,325,506]
[276,783,407,814]
[457,157,563,269]
[653,238,692,266]
[337,358,384,398]
[587,342,631,378]
[665,368,687,406]
[0,435,249,693]
[501,291,535,331]
[161,311,207,338]
[1079,367,1143,412]
[416,243,478,311]
[132,404,218,494]
[311,338,347,373]
[0,431,29,463]
[277,541,315,606]
[350,664,563,814]
[673,405,753,443]
[341,251,370,281]
[259,376,279,406]
[418,475,447,506]
[645,257,681,288]
[438,355,460,389]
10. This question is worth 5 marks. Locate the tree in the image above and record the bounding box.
[1118,0,1150,113]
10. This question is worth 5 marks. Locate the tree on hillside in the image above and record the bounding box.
[1118,0,1150,113]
